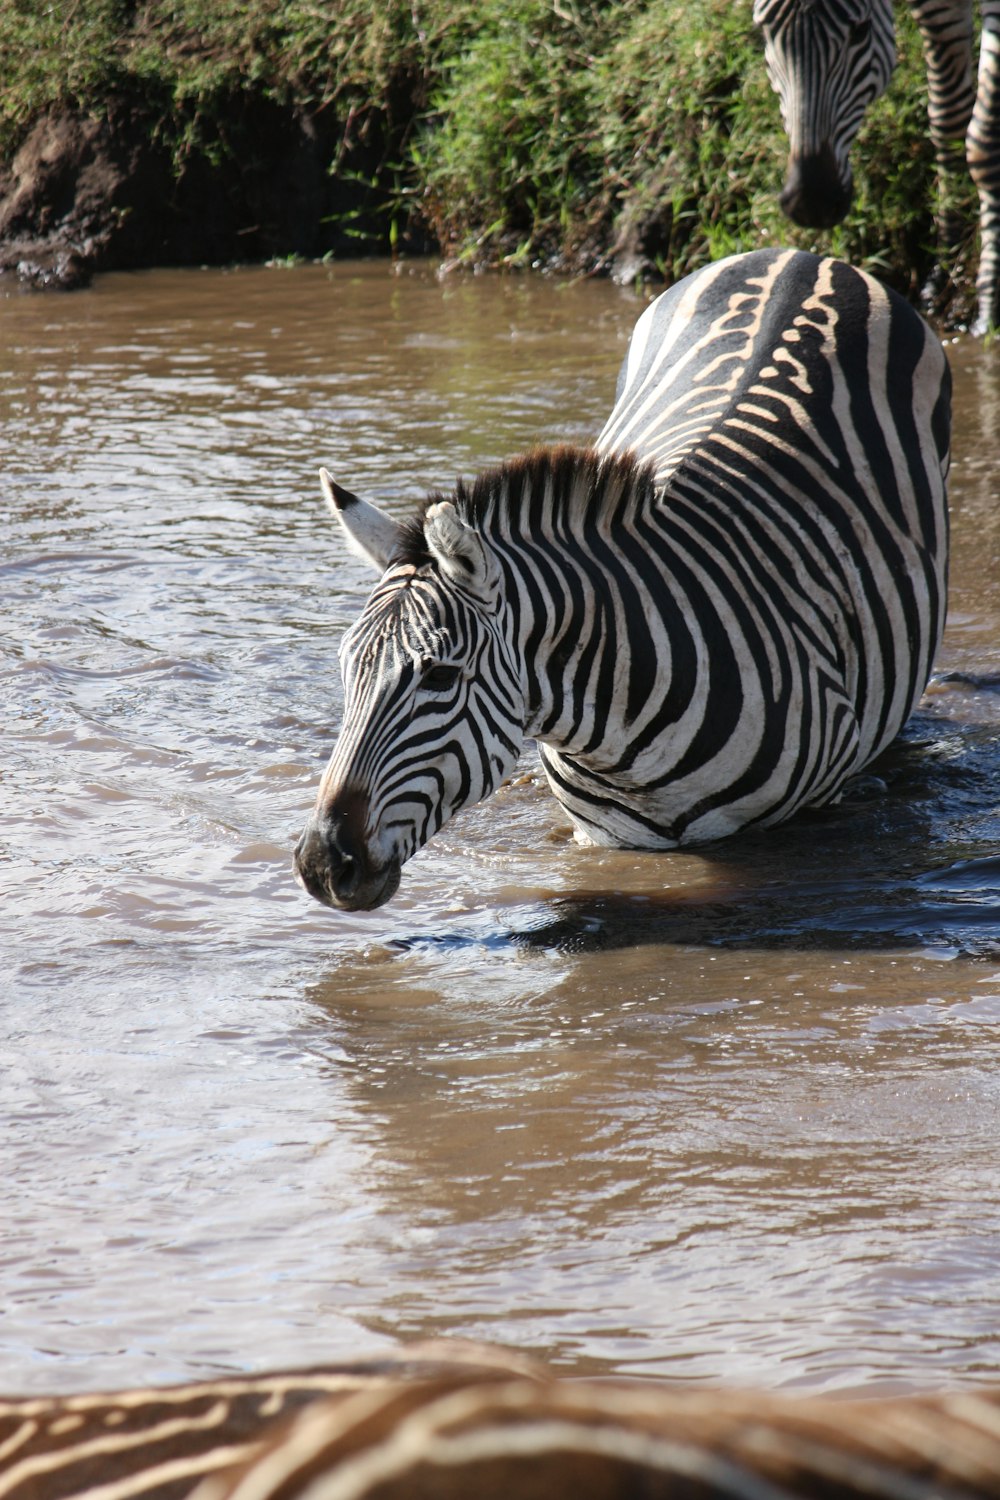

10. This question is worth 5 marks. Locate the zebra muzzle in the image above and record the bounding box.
[293,815,401,912]
[780,147,852,228]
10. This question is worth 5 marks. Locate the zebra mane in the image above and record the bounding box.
[393,445,657,568]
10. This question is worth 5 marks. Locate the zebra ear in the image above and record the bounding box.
[424,501,500,606]
[319,468,403,573]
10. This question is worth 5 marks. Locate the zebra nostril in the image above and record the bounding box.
[294,822,343,903]
[331,852,359,900]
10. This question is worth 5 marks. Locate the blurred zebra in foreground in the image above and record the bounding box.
[754,0,1000,334]
[4,1345,1000,1499]
[293,248,950,912]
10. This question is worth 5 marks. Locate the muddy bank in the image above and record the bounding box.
[0,98,666,293]
[0,96,430,290]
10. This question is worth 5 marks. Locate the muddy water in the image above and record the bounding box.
[2,260,999,1397]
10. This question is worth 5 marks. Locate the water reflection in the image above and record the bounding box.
[303,905,1000,1388]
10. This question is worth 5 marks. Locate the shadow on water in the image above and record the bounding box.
[299,700,1000,1387]
[391,703,1000,961]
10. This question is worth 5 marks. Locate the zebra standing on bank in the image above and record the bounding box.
[754,0,1000,334]
[293,248,949,912]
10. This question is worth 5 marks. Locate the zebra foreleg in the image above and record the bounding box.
[968,6,1000,334]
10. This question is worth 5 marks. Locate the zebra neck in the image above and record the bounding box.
[462,447,662,757]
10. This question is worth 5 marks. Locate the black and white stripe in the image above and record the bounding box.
[294,248,949,911]
[0,1348,540,1500]
[755,0,1000,333]
[0,1370,395,1500]
[6,1355,1000,1500]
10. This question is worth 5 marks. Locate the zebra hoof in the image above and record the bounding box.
[840,773,889,803]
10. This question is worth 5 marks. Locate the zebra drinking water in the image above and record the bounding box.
[754,0,1000,334]
[294,248,949,912]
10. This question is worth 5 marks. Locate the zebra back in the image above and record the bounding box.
[594,248,949,785]
[173,1373,1000,1500]
[4,1357,1000,1499]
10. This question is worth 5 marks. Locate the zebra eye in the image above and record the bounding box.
[421,663,463,692]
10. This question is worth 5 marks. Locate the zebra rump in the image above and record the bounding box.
[294,248,949,911]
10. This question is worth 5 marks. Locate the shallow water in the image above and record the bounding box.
[2,260,999,1396]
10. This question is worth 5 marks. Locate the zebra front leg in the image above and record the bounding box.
[968,4,1000,334]
[910,0,977,316]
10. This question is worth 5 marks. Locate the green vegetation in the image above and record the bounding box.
[0,0,981,308]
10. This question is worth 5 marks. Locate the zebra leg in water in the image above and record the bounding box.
[967,0,1000,332]
[911,0,1000,332]
[293,249,950,912]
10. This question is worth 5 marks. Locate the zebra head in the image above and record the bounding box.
[294,470,525,911]
[754,0,896,228]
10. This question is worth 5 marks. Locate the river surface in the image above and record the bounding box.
[2,259,999,1397]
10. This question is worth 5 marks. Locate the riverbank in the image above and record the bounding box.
[0,0,980,318]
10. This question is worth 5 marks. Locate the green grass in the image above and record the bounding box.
[0,0,980,312]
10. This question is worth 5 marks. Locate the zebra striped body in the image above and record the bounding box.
[0,1347,540,1500]
[293,248,949,912]
[3,1355,1000,1500]
[755,0,1000,334]
[0,1370,395,1500]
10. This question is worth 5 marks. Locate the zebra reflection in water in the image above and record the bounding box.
[294,248,949,913]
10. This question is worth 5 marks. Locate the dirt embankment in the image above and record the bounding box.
[0,97,424,289]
